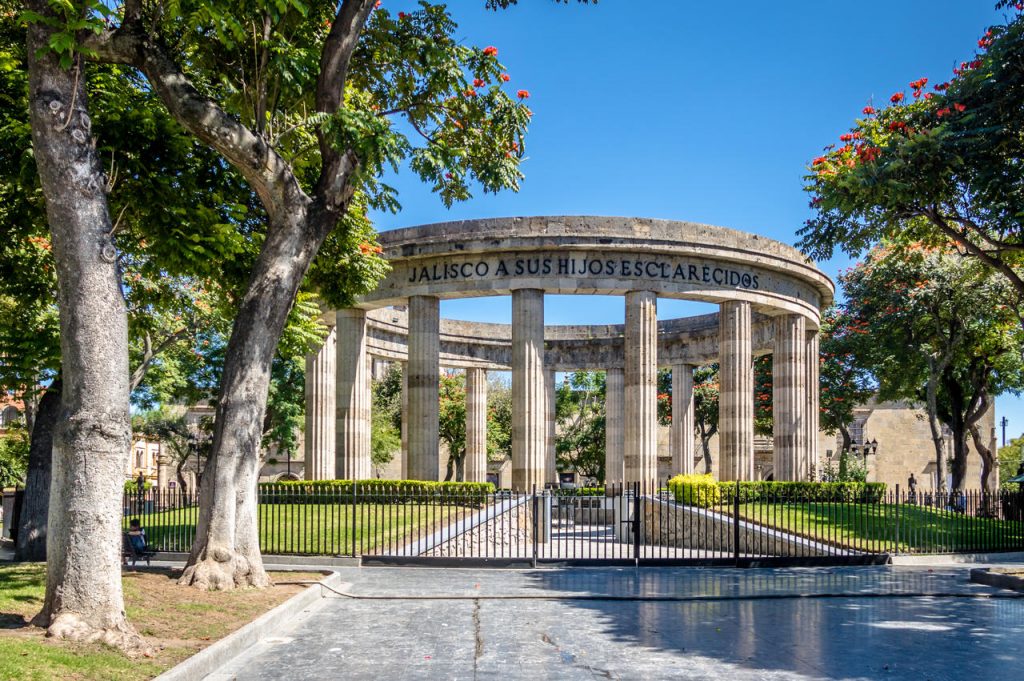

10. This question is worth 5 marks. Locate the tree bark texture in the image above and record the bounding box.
[15,379,61,562]
[26,7,139,647]
[85,1,378,589]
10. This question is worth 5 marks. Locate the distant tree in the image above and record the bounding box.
[753,355,773,437]
[998,435,1024,488]
[486,375,513,465]
[839,245,1024,494]
[555,371,606,483]
[438,372,468,481]
[693,364,719,474]
[0,421,28,487]
[370,363,402,472]
[818,308,876,451]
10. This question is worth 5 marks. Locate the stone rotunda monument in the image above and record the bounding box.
[304,216,834,490]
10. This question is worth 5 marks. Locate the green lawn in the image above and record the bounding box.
[128,502,467,555]
[735,501,1024,553]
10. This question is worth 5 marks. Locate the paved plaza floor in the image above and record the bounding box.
[211,564,1024,680]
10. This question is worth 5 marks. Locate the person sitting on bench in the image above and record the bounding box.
[123,518,154,567]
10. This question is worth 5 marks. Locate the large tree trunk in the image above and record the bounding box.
[924,361,947,498]
[179,207,329,590]
[26,8,139,648]
[15,378,61,562]
[699,424,716,474]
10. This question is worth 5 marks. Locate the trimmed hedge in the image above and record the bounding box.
[257,479,494,504]
[552,487,606,497]
[717,481,887,504]
[668,474,722,508]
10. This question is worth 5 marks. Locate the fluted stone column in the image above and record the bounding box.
[305,324,336,480]
[805,330,821,480]
[624,291,658,486]
[773,314,807,481]
[465,367,488,483]
[512,289,546,491]
[671,363,696,475]
[336,310,370,479]
[407,296,440,481]
[605,368,625,487]
[400,361,408,479]
[719,300,754,481]
[545,369,557,484]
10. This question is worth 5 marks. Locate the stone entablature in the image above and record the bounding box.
[358,217,834,324]
[308,216,834,489]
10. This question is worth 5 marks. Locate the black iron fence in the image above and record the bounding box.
[121,483,1024,565]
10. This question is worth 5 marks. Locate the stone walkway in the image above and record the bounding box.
[211,564,1024,680]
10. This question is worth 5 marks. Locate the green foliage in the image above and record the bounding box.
[818,308,875,439]
[551,486,605,497]
[718,481,887,504]
[555,371,605,482]
[486,375,512,463]
[258,478,495,503]
[693,364,719,472]
[753,355,773,436]
[668,473,721,508]
[370,363,402,468]
[0,422,28,487]
[438,371,467,479]
[818,450,869,483]
[998,435,1024,488]
[20,0,113,68]
[800,8,1024,314]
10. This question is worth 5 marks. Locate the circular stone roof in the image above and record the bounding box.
[358,216,834,323]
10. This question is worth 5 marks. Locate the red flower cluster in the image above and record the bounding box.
[812,156,827,166]
[398,11,407,19]
[857,146,881,163]
[862,106,876,115]
[839,133,853,142]
[890,92,905,104]
[500,73,511,82]
[909,77,928,98]
[464,88,477,97]
[888,120,908,133]
[954,102,966,112]
[483,46,498,56]
[517,89,530,99]
[358,242,383,255]
[978,31,993,49]
[934,82,949,92]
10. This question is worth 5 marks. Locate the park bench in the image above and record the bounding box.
[122,532,158,568]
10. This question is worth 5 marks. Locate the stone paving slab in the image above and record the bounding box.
[213,565,1024,681]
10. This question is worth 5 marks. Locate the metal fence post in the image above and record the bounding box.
[894,483,901,555]
[632,481,641,563]
[351,481,358,557]
[733,485,741,567]
[532,484,539,568]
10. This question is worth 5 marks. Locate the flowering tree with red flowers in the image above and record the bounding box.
[800,4,1024,322]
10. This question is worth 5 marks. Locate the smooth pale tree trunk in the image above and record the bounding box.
[15,378,61,562]
[26,8,139,648]
[179,207,331,590]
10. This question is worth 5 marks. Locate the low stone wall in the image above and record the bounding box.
[641,497,836,557]
[420,497,532,558]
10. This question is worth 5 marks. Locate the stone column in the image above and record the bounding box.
[407,296,440,481]
[773,314,807,482]
[545,368,557,484]
[671,363,696,475]
[400,361,408,479]
[336,310,370,479]
[719,300,754,481]
[465,367,488,483]
[605,368,625,487]
[624,291,658,486]
[804,330,821,481]
[305,324,336,480]
[512,289,546,491]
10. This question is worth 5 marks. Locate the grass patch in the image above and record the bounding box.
[132,502,465,555]
[0,563,323,680]
[736,502,1024,553]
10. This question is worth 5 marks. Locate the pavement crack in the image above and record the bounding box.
[473,599,483,680]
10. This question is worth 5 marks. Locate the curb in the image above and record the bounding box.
[969,567,1024,592]
[890,551,1024,566]
[154,552,361,568]
[153,571,343,681]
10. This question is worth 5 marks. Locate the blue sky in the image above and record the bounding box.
[368,0,1023,442]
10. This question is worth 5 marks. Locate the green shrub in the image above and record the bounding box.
[717,481,886,504]
[552,486,605,497]
[123,480,154,493]
[257,479,495,504]
[668,474,721,508]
